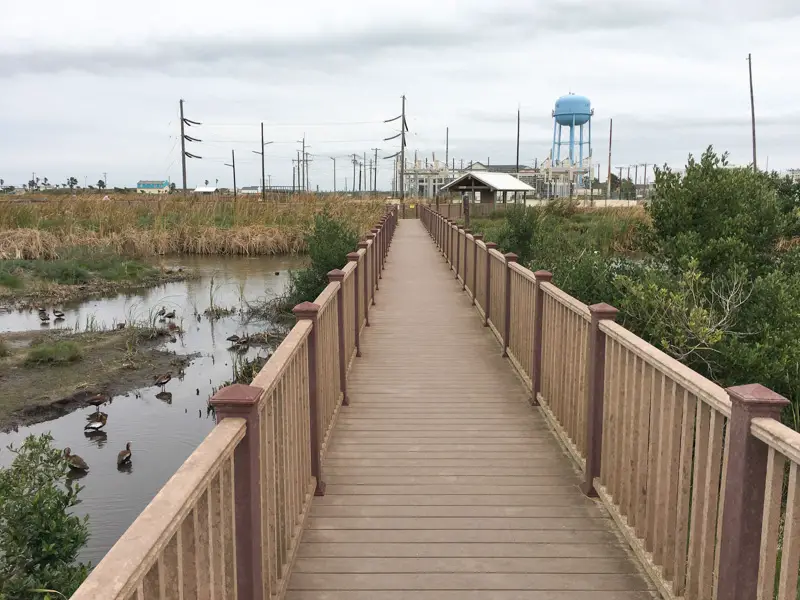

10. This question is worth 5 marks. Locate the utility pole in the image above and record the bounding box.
[383,96,407,201]
[515,106,521,177]
[330,157,336,193]
[372,148,380,191]
[297,151,302,193]
[641,163,649,198]
[606,118,613,202]
[747,53,757,171]
[179,99,202,193]
[445,127,449,183]
[368,159,373,194]
[358,162,362,192]
[180,99,187,192]
[634,164,639,199]
[352,154,357,193]
[224,150,237,198]
[618,166,623,200]
[260,123,266,201]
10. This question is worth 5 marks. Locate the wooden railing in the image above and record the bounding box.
[421,205,800,600]
[71,206,397,600]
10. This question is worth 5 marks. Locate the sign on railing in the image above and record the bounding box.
[421,204,800,600]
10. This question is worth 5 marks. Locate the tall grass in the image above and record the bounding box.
[0,194,386,258]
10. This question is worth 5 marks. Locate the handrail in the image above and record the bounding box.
[70,418,246,599]
[420,204,800,600]
[72,205,398,600]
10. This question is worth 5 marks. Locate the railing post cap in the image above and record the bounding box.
[464,229,472,234]
[210,383,263,408]
[346,252,360,261]
[727,384,790,411]
[327,268,345,282]
[292,301,320,319]
[504,252,518,263]
[357,241,369,249]
[371,227,380,232]
[534,270,553,281]
[589,302,618,320]
[473,233,484,240]
[366,233,376,239]
[485,242,498,249]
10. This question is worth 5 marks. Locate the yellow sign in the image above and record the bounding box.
[409,204,415,208]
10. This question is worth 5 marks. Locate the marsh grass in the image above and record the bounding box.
[0,194,386,258]
[24,340,83,365]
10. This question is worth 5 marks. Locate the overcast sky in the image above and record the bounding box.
[1,0,798,190]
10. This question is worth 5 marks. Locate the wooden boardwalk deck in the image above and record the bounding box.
[286,220,657,599]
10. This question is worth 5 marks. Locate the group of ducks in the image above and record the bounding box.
[156,306,177,321]
[63,393,132,472]
[38,307,65,324]
[64,369,174,473]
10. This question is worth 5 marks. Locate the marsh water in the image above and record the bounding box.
[0,254,305,565]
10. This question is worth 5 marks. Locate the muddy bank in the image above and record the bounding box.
[0,328,193,431]
[0,267,191,310]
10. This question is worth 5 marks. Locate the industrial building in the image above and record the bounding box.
[136,180,170,194]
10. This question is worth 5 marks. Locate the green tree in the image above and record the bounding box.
[0,434,91,598]
[647,147,784,275]
[67,177,78,190]
[96,179,105,190]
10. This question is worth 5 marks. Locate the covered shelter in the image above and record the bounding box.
[439,171,534,204]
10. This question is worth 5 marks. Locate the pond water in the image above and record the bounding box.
[0,254,305,565]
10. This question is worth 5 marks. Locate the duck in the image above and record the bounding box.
[154,372,172,390]
[164,310,176,319]
[86,410,108,422]
[87,392,110,408]
[64,447,89,472]
[38,311,50,324]
[117,442,132,466]
[226,334,240,342]
[84,413,107,432]
[157,306,166,317]
[274,271,280,276]
[53,309,65,320]
[116,322,126,330]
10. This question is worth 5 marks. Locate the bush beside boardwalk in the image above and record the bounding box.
[466,147,800,430]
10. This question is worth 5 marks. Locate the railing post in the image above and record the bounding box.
[371,227,382,280]
[531,270,552,404]
[357,241,370,326]
[502,252,518,356]
[717,384,790,600]
[472,234,483,305]
[346,252,361,357]
[210,383,265,600]
[292,301,326,496]
[327,270,348,406]
[446,219,452,266]
[455,227,462,280]
[484,242,497,327]
[462,229,471,291]
[581,303,618,497]
[366,232,378,295]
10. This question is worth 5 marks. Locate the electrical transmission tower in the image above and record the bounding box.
[179,99,202,192]
[383,95,407,201]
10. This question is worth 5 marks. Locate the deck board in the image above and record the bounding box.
[287,220,653,599]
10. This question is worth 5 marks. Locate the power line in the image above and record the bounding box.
[179,99,203,192]
[383,95,407,201]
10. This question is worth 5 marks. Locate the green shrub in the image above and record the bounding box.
[0,434,91,598]
[0,337,9,358]
[25,341,83,366]
[648,147,785,275]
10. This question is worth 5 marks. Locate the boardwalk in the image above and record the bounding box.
[287,220,657,599]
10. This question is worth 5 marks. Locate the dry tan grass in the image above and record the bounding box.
[0,194,387,258]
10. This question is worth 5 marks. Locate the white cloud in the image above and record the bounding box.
[1,0,798,189]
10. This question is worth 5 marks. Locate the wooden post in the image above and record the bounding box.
[455,227,462,280]
[371,228,381,280]
[484,242,497,327]
[210,384,265,600]
[357,242,370,326]
[346,252,361,357]
[531,270,552,404]
[445,219,452,265]
[581,302,618,496]
[502,253,518,356]
[327,270,348,406]
[292,301,325,496]
[472,234,483,305]
[717,384,790,600]
[462,229,471,291]
[366,233,378,295]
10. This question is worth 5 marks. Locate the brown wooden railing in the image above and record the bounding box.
[421,204,800,600]
[71,207,397,600]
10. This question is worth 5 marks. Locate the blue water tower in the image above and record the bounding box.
[551,94,593,182]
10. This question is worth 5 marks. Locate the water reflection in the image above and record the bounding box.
[0,254,304,564]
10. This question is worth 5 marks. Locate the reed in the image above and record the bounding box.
[0,194,387,258]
